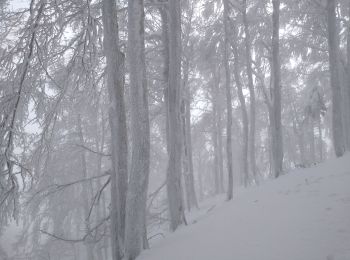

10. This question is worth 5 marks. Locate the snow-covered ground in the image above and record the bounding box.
[140,155,350,260]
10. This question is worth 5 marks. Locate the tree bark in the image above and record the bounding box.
[197,152,204,200]
[318,115,323,162]
[271,0,284,178]
[182,57,198,210]
[309,119,316,164]
[77,114,94,260]
[217,100,225,193]
[211,68,224,193]
[231,19,249,187]
[159,7,170,152]
[96,166,106,260]
[102,0,128,259]
[346,1,350,151]
[181,2,198,210]
[95,106,107,260]
[223,0,234,200]
[125,0,151,258]
[167,0,185,231]
[243,0,257,182]
[327,0,345,157]
[211,79,220,194]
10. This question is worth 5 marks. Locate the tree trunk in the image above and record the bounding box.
[95,108,106,260]
[293,121,307,166]
[243,0,257,183]
[309,119,316,164]
[211,82,220,194]
[125,0,151,258]
[102,0,128,259]
[346,1,350,151]
[318,115,323,162]
[182,65,198,209]
[159,7,170,152]
[223,0,234,200]
[77,114,94,260]
[210,67,224,193]
[197,152,204,200]
[184,93,198,208]
[271,0,283,178]
[142,217,149,250]
[167,0,185,231]
[217,99,225,193]
[231,19,249,187]
[327,0,345,157]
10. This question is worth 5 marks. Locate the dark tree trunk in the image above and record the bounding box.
[102,0,128,259]
[167,0,185,231]
[271,0,284,178]
[125,0,151,258]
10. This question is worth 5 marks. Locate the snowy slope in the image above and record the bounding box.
[140,155,350,260]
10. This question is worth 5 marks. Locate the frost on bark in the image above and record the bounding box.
[125,0,150,259]
[211,76,220,194]
[217,100,225,193]
[243,0,257,182]
[211,68,224,194]
[345,1,350,151]
[223,0,234,200]
[182,58,198,210]
[77,114,94,260]
[327,0,345,157]
[102,0,128,259]
[271,0,283,178]
[231,20,249,187]
[167,0,185,231]
[180,3,198,210]
[159,7,170,151]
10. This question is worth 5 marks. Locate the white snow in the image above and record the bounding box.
[140,155,350,260]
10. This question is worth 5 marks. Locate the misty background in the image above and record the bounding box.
[1,0,350,259]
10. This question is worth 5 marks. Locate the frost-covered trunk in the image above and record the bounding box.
[77,114,94,260]
[95,110,107,260]
[223,0,234,200]
[184,92,198,208]
[327,0,345,157]
[212,80,220,194]
[294,122,307,166]
[181,6,198,210]
[346,2,350,151]
[159,7,170,151]
[243,0,257,182]
[211,69,224,193]
[124,0,150,258]
[271,0,283,178]
[318,116,323,162]
[217,102,225,193]
[309,119,316,163]
[197,152,204,200]
[182,58,198,210]
[167,0,185,231]
[102,0,128,259]
[231,20,249,187]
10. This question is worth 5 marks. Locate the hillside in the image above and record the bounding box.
[140,155,350,260]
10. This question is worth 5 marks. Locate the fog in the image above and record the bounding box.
[1,0,350,259]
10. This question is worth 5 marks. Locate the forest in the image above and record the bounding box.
[1,0,350,259]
